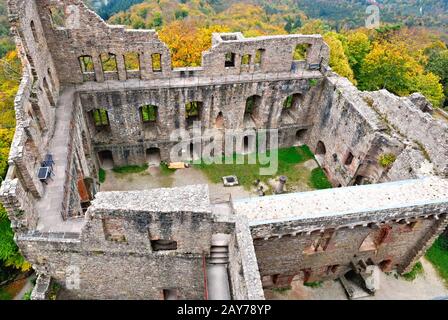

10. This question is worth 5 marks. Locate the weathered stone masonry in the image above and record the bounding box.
[0,0,447,300]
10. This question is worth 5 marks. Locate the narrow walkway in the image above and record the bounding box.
[35,87,85,233]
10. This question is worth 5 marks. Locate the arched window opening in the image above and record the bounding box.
[30,21,38,43]
[215,112,224,129]
[43,77,55,106]
[344,152,354,166]
[316,141,326,155]
[98,150,114,169]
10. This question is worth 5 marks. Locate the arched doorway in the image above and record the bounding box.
[295,129,307,146]
[214,112,224,129]
[146,148,161,166]
[98,150,114,169]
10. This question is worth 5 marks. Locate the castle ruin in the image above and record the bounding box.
[0,0,447,300]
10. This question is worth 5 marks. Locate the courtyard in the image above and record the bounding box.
[99,146,332,201]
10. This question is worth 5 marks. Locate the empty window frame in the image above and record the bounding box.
[79,55,94,74]
[91,109,109,127]
[102,218,126,243]
[151,240,178,251]
[245,95,261,116]
[141,105,158,123]
[344,152,354,166]
[255,49,265,65]
[225,52,236,68]
[124,52,140,71]
[100,53,118,72]
[303,230,334,254]
[30,21,38,43]
[151,53,162,72]
[49,7,65,28]
[185,101,202,119]
[293,43,311,60]
[241,54,251,66]
[284,95,294,109]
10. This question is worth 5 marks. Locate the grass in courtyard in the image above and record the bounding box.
[271,286,291,293]
[426,236,448,284]
[112,164,149,174]
[310,168,333,190]
[194,146,324,192]
[304,281,323,288]
[160,162,176,176]
[401,261,424,281]
[99,168,106,184]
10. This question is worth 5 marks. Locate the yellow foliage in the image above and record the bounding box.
[159,21,230,68]
[324,32,356,84]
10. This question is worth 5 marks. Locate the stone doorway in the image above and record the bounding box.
[146,147,161,167]
[98,150,114,169]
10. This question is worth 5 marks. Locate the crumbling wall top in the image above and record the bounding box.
[233,177,448,223]
[90,184,212,214]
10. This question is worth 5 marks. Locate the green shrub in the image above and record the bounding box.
[309,79,318,87]
[22,289,32,300]
[271,286,291,293]
[48,282,61,301]
[112,164,149,174]
[378,153,397,168]
[401,261,424,281]
[98,168,106,183]
[0,288,12,300]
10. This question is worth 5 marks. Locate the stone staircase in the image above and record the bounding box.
[209,244,230,265]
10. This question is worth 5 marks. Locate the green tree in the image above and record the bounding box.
[344,31,372,80]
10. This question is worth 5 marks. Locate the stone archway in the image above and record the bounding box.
[98,150,114,169]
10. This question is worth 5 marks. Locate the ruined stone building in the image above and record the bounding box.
[0,0,447,300]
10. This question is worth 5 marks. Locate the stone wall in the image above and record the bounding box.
[235,177,448,287]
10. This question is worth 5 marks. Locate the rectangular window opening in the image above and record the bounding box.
[124,52,140,71]
[50,7,65,28]
[241,54,251,66]
[100,53,118,73]
[141,105,158,123]
[152,53,162,72]
[255,49,265,65]
[92,109,109,127]
[151,239,178,251]
[225,52,236,68]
